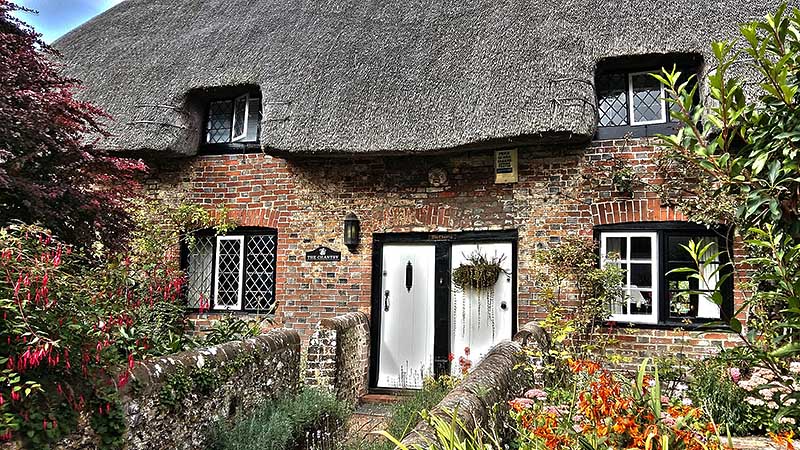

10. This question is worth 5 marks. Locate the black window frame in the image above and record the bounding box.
[594,53,703,140]
[593,221,735,329]
[197,87,263,155]
[181,227,278,314]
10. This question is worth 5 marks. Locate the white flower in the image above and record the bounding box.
[746,397,765,407]
[681,398,693,406]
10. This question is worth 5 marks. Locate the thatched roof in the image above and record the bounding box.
[55,0,785,156]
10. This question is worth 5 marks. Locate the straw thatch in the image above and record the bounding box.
[54,0,788,156]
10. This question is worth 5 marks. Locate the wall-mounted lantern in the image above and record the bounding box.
[344,212,360,250]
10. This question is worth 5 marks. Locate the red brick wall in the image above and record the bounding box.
[149,137,746,359]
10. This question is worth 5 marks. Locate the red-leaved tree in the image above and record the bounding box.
[0,0,146,251]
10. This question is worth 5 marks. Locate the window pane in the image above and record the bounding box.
[667,237,722,320]
[606,237,626,260]
[597,73,628,127]
[207,100,233,143]
[630,263,652,288]
[186,235,214,308]
[243,234,277,312]
[630,236,651,259]
[630,73,665,124]
[215,238,243,308]
[668,290,697,317]
[667,236,692,260]
[244,97,261,142]
[232,95,248,141]
[610,292,627,315]
[629,290,653,315]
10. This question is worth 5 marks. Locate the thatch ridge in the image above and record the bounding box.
[55,0,790,155]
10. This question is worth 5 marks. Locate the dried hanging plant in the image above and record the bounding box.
[452,251,508,292]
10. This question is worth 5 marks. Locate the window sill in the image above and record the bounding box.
[595,122,681,140]
[186,308,276,316]
[602,320,734,332]
[198,142,262,155]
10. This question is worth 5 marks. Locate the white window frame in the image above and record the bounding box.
[600,231,659,324]
[213,235,244,311]
[230,94,250,142]
[627,71,667,126]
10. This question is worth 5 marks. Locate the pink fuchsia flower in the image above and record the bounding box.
[729,367,741,383]
[524,388,548,401]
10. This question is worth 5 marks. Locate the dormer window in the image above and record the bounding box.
[595,54,701,139]
[204,93,261,144]
[597,71,668,127]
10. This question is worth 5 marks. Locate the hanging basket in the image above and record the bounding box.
[452,252,508,292]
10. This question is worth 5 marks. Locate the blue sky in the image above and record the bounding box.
[13,0,124,43]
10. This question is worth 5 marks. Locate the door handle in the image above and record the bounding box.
[384,290,390,312]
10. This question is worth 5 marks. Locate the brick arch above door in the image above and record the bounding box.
[591,199,687,226]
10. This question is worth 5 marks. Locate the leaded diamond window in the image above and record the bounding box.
[186,235,214,308]
[186,229,278,312]
[597,73,628,127]
[244,234,277,311]
[214,236,244,310]
[205,94,261,144]
[629,72,666,125]
[596,70,668,128]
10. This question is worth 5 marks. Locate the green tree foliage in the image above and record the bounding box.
[655,2,800,428]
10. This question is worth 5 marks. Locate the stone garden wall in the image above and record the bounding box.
[400,322,546,447]
[12,329,301,450]
[305,312,370,407]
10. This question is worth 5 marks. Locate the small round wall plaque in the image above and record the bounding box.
[428,168,448,187]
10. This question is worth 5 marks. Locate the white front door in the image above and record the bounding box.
[377,244,436,389]
[450,242,514,376]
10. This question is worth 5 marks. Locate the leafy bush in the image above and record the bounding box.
[533,235,624,356]
[656,2,800,431]
[203,315,265,347]
[209,388,351,450]
[688,359,759,436]
[0,198,234,447]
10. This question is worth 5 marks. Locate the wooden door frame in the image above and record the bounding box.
[369,230,518,392]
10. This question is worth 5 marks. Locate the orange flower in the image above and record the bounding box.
[771,430,795,450]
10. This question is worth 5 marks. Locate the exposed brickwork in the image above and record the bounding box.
[149,136,747,360]
[305,312,370,407]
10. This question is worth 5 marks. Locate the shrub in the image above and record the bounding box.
[210,388,351,450]
[688,359,759,436]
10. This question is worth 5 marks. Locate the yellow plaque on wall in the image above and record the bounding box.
[494,149,518,184]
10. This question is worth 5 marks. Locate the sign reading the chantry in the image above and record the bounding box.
[494,148,519,184]
[305,246,342,262]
